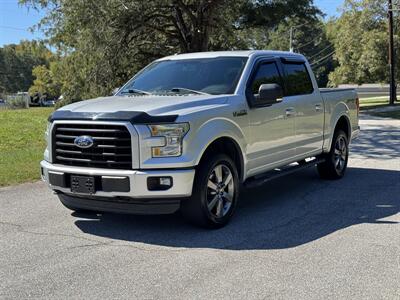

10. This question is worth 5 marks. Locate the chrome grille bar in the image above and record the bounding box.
[52,123,133,169]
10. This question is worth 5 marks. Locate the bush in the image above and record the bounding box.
[6,96,28,109]
[55,98,74,109]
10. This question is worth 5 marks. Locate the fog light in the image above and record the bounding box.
[159,177,171,186]
[147,176,173,191]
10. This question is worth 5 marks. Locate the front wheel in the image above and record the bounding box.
[181,154,240,228]
[317,130,349,180]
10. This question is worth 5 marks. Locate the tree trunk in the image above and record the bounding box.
[173,0,220,53]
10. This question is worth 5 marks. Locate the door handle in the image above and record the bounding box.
[285,107,296,117]
[315,104,323,112]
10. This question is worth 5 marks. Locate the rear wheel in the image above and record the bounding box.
[317,130,349,179]
[181,154,239,228]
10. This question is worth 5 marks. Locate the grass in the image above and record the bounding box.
[359,97,400,119]
[0,107,53,187]
[359,97,400,110]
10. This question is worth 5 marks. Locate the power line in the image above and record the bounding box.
[287,19,326,33]
[288,21,325,52]
[310,50,336,67]
[307,44,334,61]
[294,26,327,51]
[310,51,335,67]
[296,33,324,51]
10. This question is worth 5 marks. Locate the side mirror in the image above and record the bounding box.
[256,84,284,106]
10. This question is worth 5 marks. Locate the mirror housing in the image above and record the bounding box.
[255,84,284,106]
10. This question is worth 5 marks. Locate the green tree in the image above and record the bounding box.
[29,61,62,98]
[242,16,334,87]
[328,0,393,86]
[0,40,53,94]
[21,0,324,102]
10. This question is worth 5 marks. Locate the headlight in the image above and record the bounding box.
[148,123,189,157]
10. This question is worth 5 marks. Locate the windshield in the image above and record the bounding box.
[119,57,248,96]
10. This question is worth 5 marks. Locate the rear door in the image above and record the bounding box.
[246,58,297,176]
[281,59,324,157]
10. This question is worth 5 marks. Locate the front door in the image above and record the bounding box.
[246,59,296,177]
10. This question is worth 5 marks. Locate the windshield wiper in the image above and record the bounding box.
[120,89,151,95]
[170,87,210,95]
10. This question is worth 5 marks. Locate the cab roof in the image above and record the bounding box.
[158,50,306,61]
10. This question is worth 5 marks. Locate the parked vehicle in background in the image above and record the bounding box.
[29,92,41,107]
[6,92,52,108]
[42,99,56,107]
[29,92,57,107]
[41,50,360,228]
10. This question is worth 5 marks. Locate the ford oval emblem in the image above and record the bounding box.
[74,135,94,149]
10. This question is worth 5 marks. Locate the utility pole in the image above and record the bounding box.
[289,27,294,53]
[388,0,397,105]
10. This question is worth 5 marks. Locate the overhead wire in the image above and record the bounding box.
[307,44,334,61]
[310,51,336,68]
[292,22,326,51]
[295,34,325,51]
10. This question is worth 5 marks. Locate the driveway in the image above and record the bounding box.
[0,115,399,299]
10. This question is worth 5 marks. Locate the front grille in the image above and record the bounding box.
[52,123,132,169]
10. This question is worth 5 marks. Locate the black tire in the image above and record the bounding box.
[181,154,240,228]
[317,129,349,180]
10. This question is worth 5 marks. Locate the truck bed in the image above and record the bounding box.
[319,87,359,147]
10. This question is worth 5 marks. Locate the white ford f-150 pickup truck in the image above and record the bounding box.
[41,50,360,228]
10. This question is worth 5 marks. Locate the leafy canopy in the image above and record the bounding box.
[19,0,324,102]
[0,40,53,94]
[328,0,395,86]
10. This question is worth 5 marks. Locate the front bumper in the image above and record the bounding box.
[40,160,195,199]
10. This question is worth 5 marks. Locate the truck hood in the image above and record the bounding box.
[60,94,228,116]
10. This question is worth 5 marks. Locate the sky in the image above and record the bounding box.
[315,0,344,18]
[0,0,344,47]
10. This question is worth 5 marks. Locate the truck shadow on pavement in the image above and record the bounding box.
[74,167,399,250]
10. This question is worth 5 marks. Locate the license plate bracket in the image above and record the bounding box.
[70,175,96,194]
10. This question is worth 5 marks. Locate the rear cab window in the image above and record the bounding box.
[282,61,314,96]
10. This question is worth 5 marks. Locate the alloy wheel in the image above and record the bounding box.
[206,164,234,218]
[334,136,347,172]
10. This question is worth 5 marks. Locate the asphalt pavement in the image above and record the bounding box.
[0,115,399,299]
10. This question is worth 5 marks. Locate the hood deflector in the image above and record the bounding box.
[49,110,179,124]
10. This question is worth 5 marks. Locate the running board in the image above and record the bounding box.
[244,157,325,189]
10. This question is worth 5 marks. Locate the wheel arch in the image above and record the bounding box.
[197,136,245,183]
[325,113,351,152]
[335,115,351,139]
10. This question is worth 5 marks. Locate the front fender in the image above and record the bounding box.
[189,117,247,167]
[137,115,249,171]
